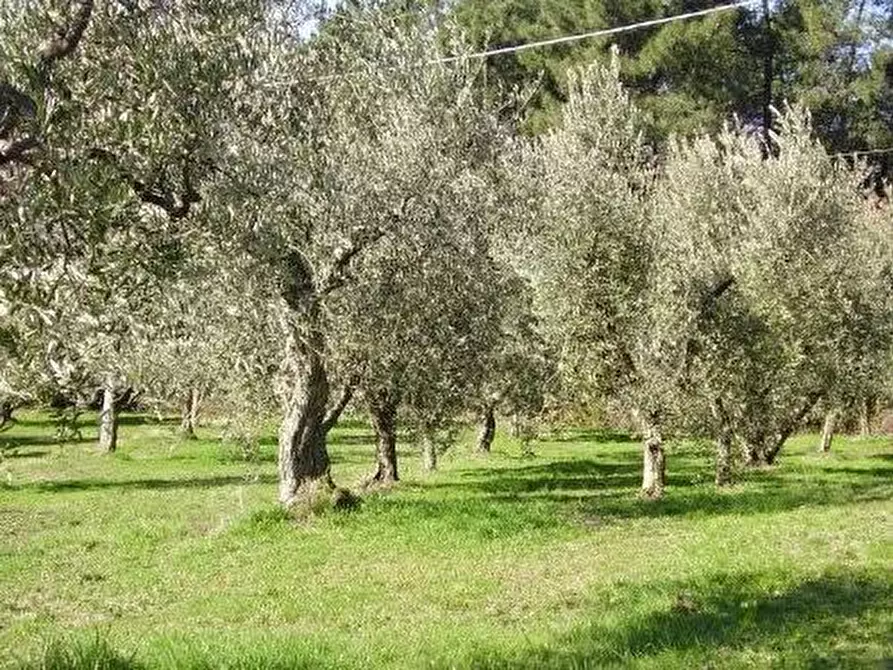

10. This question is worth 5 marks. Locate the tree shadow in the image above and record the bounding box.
[0,448,50,459]
[544,428,638,444]
[3,473,277,494]
[460,569,892,668]
[327,432,376,446]
[0,434,93,449]
[382,450,892,530]
[116,414,179,427]
[448,459,646,494]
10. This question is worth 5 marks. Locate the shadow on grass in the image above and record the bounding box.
[367,450,892,535]
[451,459,650,494]
[327,432,376,446]
[0,448,50,459]
[462,569,892,669]
[1,434,93,449]
[544,428,638,444]
[116,414,179,427]
[4,473,277,494]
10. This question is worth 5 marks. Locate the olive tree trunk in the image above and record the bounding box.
[278,333,332,505]
[747,391,823,465]
[368,395,399,485]
[98,378,118,453]
[819,408,838,453]
[859,396,875,438]
[0,401,13,431]
[422,431,437,472]
[640,416,665,499]
[180,388,200,440]
[476,403,496,454]
[713,399,734,486]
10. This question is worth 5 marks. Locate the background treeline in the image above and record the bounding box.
[0,0,891,508]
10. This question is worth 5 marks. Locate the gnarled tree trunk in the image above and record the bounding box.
[98,378,118,453]
[640,415,665,499]
[278,333,332,506]
[746,391,823,466]
[476,403,496,454]
[819,408,838,453]
[180,387,200,440]
[368,393,399,485]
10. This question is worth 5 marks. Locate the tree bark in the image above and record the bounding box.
[713,399,734,487]
[819,408,838,453]
[98,378,118,453]
[180,387,199,440]
[476,403,496,454]
[0,401,13,431]
[859,396,875,438]
[322,381,356,434]
[762,391,823,465]
[422,431,437,472]
[279,298,334,507]
[640,417,665,499]
[367,394,399,485]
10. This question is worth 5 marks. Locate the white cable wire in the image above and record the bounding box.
[434,1,760,64]
[832,147,893,158]
[271,0,760,87]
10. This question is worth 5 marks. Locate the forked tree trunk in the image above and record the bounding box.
[422,431,437,472]
[180,388,200,440]
[476,403,496,454]
[819,408,838,453]
[750,391,823,466]
[368,395,399,485]
[640,417,665,499]
[98,379,118,453]
[277,325,333,507]
[859,396,875,438]
[509,412,521,438]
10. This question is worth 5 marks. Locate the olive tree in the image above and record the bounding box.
[338,219,506,480]
[656,109,893,481]
[206,11,509,505]
[509,56,702,499]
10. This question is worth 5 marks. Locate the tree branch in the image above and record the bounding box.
[38,0,95,70]
[0,136,40,165]
[89,147,201,220]
[319,197,411,296]
[765,389,823,463]
[321,377,358,434]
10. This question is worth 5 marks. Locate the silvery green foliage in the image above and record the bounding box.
[477,273,556,426]
[126,245,281,430]
[0,0,276,409]
[210,12,508,406]
[660,109,893,460]
[509,54,666,423]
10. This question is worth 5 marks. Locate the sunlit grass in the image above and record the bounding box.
[1,412,890,668]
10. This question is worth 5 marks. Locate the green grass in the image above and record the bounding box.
[0,412,891,669]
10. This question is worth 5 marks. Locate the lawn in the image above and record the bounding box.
[0,412,891,669]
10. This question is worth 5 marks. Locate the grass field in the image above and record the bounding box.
[0,412,891,669]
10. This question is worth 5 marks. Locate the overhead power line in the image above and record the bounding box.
[275,0,760,86]
[434,1,760,64]
[832,147,893,158]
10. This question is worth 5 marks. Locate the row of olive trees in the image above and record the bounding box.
[1,2,890,507]
[507,55,893,498]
